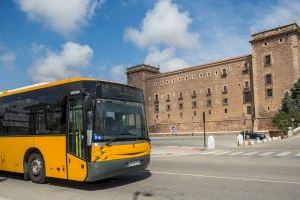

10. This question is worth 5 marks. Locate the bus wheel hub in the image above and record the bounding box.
[31,159,42,176]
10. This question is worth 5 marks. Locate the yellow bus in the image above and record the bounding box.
[0,78,150,183]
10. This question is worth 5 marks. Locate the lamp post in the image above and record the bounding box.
[203,112,206,147]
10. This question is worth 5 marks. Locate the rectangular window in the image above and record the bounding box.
[245,81,249,88]
[264,55,271,66]
[154,94,159,104]
[265,74,272,85]
[192,90,196,98]
[224,109,228,113]
[207,88,212,96]
[178,92,183,100]
[166,104,171,111]
[193,111,197,116]
[192,101,197,109]
[223,85,228,94]
[223,98,228,105]
[166,95,170,102]
[244,91,252,103]
[267,88,273,97]
[247,106,251,115]
[179,103,183,110]
[155,104,159,112]
[207,100,212,107]
[221,69,227,78]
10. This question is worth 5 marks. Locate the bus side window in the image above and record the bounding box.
[35,107,63,134]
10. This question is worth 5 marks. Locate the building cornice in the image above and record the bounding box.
[145,54,252,80]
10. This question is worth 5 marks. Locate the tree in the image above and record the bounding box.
[281,91,297,113]
[273,80,300,131]
[291,79,300,108]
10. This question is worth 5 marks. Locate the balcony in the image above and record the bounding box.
[178,97,183,101]
[222,90,228,94]
[154,100,159,104]
[191,95,197,99]
[206,93,212,97]
[166,99,170,102]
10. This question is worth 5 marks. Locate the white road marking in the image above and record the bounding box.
[0,197,11,200]
[259,152,274,156]
[243,151,258,156]
[214,151,231,155]
[151,171,300,185]
[229,152,244,155]
[276,152,291,157]
[295,152,300,157]
[200,151,221,155]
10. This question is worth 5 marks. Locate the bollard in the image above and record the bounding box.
[207,136,215,149]
[250,140,255,145]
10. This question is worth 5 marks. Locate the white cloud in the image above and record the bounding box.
[0,52,16,68]
[145,47,188,72]
[110,65,126,83]
[29,42,93,82]
[17,0,105,36]
[252,0,300,32]
[125,0,200,49]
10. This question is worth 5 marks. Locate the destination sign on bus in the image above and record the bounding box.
[98,83,144,103]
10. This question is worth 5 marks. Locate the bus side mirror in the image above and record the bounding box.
[86,110,93,146]
[87,130,93,146]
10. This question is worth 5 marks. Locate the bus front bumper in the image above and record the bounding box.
[85,155,150,182]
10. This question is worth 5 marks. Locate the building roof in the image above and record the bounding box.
[0,77,95,97]
[145,54,252,80]
[250,23,300,44]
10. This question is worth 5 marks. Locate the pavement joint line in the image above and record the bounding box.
[295,152,300,157]
[151,171,300,185]
[200,151,221,155]
[229,152,244,155]
[243,151,259,156]
[259,152,274,156]
[276,152,291,157]
[151,153,200,158]
[214,151,231,155]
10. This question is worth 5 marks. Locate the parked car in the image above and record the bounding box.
[239,131,266,140]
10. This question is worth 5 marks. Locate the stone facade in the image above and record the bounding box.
[126,23,300,134]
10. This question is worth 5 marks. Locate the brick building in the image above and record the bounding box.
[126,23,300,134]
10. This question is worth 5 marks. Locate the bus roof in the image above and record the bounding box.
[0,77,96,98]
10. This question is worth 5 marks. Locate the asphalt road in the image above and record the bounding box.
[0,135,300,200]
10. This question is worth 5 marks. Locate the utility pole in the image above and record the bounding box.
[203,112,206,147]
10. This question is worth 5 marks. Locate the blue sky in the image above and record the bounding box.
[0,0,299,91]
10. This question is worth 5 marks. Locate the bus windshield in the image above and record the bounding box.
[94,100,147,142]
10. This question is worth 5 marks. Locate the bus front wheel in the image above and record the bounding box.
[28,153,46,184]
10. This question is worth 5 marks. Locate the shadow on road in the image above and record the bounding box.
[47,170,152,191]
[0,171,24,182]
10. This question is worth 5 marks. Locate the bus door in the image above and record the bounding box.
[66,96,87,181]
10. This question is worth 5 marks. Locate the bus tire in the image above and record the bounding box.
[28,152,46,184]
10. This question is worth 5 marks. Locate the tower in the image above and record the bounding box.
[250,23,300,130]
[126,64,160,92]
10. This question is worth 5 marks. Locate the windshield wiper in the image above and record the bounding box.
[105,137,121,146]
